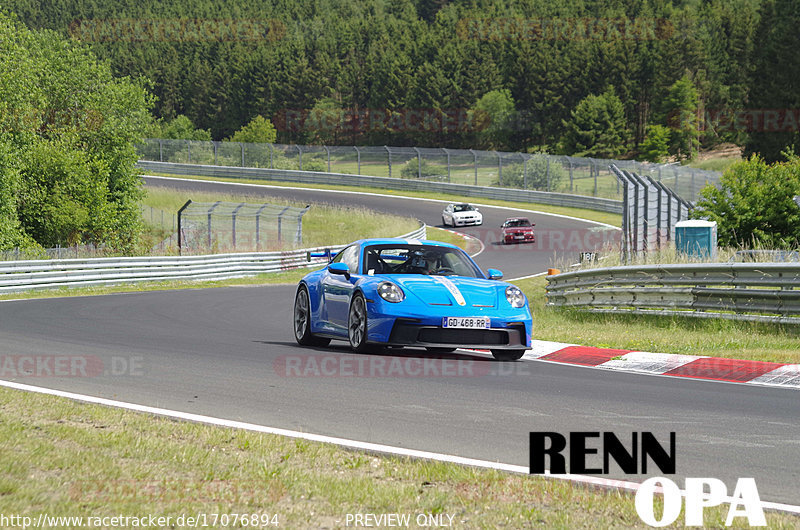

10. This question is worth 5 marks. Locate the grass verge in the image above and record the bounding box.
[142,186,420,251]
[2,385,796,528]
[516,275,800,364]
[144,172,622,228]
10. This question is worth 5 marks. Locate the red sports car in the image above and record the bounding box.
[501,217,535,244]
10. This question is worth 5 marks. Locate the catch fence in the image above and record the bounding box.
[137,139,720,202]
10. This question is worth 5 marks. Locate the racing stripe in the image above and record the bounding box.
[432,276,466,306]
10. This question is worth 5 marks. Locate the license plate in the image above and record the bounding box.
[515,235,525,239]
[442,317,490,329]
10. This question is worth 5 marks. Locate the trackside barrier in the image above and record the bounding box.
[546,263,800,324]
[0,226,426,293]
[136,161,623,215]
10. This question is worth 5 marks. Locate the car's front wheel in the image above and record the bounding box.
[348,292,370,353]
[294,285,330,347]
[491,349,525,361]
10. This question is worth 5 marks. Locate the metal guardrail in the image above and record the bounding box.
[0,225,426,293]
[546,263,800,324]
[137,161,623,215]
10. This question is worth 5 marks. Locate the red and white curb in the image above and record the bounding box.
[522,340,800,389]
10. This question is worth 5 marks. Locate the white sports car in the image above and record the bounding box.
[441,203,483,227]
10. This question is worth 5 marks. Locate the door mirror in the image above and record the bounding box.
[327,262,350,278]
[487,268,504,280]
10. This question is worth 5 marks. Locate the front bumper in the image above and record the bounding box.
[453,217,482,226]
[503,232,535,243]
[386,319,528,349]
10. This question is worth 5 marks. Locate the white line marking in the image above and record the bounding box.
[1,378,798,514]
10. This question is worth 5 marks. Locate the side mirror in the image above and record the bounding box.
[327,262,350,278]
[487,268,504,280]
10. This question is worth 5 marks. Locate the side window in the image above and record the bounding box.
[340,245,360,274]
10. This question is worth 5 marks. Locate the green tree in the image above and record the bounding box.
[306,97,345,145]
[491,156,565,191]
[152,115,211,141]
[744,0,800,162]
[228,115,278,144]
[639,125,671,163]
[470,89,515,150]
[663,75,700,160]
[0,11,152,252]
[693,154,800,247]
[561,88,628,159]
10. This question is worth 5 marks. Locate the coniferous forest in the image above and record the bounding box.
[4,0,800,162]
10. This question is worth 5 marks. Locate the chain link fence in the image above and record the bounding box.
[177,200,310,254]
[137,139,721,202]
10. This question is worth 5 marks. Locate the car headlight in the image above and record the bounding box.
[505,286,525,308]
[378,282,405,303]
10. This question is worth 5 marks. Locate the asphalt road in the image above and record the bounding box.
[143,175,619,278]
[1,286,798,504]
[1,176,797,507]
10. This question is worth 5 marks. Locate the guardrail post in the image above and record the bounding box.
[355,146,361,174]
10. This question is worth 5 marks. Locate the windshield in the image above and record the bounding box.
[453,204,474,212]
[505,219,531,227]
[363,244,482,278]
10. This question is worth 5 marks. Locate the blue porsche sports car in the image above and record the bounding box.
[293,238,532,361]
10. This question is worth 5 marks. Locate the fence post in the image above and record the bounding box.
[546,156,551,192]
[470,149,477,185]
[593,160,598,196]
[187,140,191,163]
[296,145,303,170]
[523,155,528,189]
[269,143,274,169]
[495,151,502,187]
[385,146,391,177]
[325,145,331,172]
[241,142,245,167]
[413,147,422,179]
[296,205,311,244]
[207,201,221,250]
[277,206,291,242]
[232,203,245,250]
[443,148,451,182]
[355,146,361,174]
[214,141,218,165]
[159,140,163,162]
[255,204,269,250]
[568,158,574,192]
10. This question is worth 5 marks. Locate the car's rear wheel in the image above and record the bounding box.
[348,292,370,353]
[426,347,456,353]
[492,349,525,361]
[294,285,330,347]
